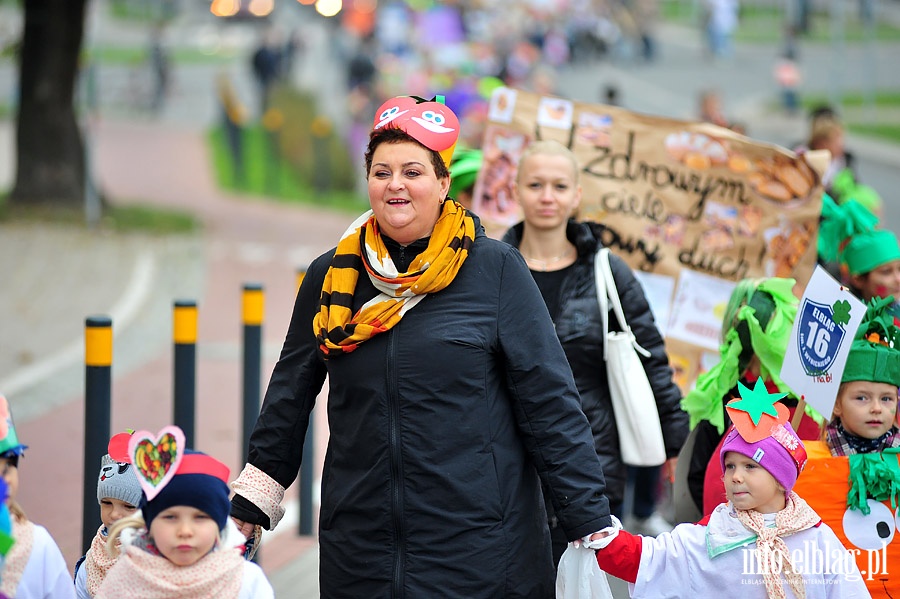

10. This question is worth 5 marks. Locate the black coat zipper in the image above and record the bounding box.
[387,329,406,597]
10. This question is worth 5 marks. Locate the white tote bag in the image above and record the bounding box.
[595,248,667,467]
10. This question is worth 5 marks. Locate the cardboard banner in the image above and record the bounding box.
[476,87,825,391]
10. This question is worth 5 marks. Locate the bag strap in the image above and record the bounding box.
[598,248,651,358]
[594,248,610,360]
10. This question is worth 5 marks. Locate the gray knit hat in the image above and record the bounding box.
[97,454,143,507]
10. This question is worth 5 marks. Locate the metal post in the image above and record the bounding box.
[299,420,315,536]
[83,316,112,554]
[173,300,197,446]
[293,266,315,536]
[241,284,264,464]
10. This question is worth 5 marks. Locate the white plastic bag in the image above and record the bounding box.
[555,542,614,599]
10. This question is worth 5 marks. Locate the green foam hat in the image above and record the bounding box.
[449,148,482,199]
[840,229,900,276]
[841,296,900,386]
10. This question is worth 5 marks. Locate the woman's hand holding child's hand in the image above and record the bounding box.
[232,517,255,539]
[573,516,623,550]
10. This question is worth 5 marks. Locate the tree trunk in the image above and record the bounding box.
[10,0,88,206]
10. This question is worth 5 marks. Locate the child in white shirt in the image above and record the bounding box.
[591,380,870,598]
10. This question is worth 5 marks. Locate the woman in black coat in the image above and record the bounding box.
[229,98,613,598]
[503,140,688,564]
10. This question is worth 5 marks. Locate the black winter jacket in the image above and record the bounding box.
[245,222,612,598]
[503,220,688,505]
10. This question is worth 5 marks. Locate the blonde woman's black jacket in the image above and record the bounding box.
[240,219,612,598]
[503,220,688,506]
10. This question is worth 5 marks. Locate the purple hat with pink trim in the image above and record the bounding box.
[720,421,807,493]
[719,377,808,494]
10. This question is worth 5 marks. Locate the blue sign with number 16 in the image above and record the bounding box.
[797,299,845,376]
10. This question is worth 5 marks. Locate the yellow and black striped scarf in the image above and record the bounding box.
[314,200,475,356]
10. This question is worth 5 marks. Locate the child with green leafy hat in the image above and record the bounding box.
[839,229,900,321]
[825,296,900,455]
[679,278,823,516]
[791,296,900,598]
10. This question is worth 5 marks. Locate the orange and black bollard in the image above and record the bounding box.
[83,316,112,554]
[173,300,197,446]
[241,284,264,465]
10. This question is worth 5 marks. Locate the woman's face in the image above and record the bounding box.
[367,141,449,246]
[852,259,900,302]
[515,153,581,232]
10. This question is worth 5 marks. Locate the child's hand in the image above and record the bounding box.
[231,516,256,539]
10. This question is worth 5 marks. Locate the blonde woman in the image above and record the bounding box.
[502,140,688,564]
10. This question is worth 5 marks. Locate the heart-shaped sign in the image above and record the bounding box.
[128,426,185,501]
[727,400,790,443]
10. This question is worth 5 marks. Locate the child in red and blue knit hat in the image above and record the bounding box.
[96,427,273,599]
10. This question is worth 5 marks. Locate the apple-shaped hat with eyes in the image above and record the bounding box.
[372,95,460,167]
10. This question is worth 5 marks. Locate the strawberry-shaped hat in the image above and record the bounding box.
[372,95,460,167]
[720,377,808,495]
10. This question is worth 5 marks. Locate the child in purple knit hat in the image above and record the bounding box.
[585,378,869,599]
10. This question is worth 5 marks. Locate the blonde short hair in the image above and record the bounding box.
[516,140,580,185]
